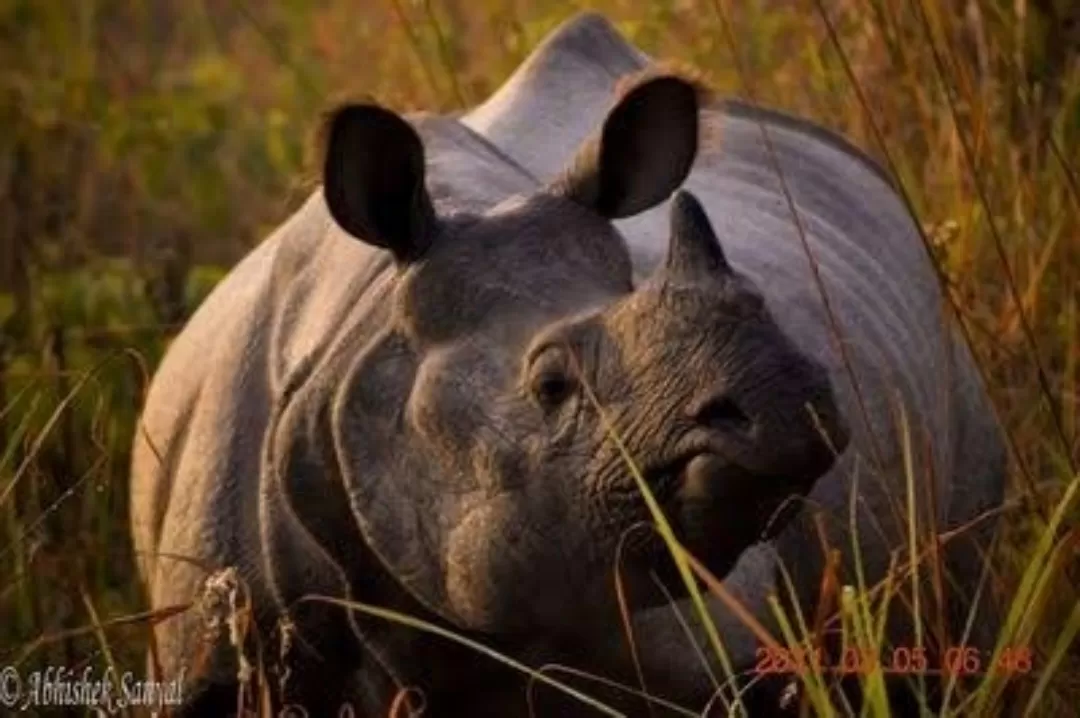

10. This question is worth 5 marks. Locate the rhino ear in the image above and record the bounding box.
[321,104,436,262]
[555,74,700,219]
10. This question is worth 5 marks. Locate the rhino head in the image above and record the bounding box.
[319,74,849,636]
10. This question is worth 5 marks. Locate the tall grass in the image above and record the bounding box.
[0,0,1077,715]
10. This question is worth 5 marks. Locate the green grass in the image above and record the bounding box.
[1,0,1078,715]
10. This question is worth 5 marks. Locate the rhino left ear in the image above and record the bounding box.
[555,74,701,219]
[321,104,437,262]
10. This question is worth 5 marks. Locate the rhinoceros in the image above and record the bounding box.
[457,11,1007,714]
[130,11,1005,718]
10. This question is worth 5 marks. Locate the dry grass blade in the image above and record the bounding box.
[806,0,1047,506]
[708,0,885,474]
[297,595,627,717]
[574,366,743,715]
[613,521,658,717]
[682,551,783,654]
[0,369,97,510]
[8,604,192,667]
[386,0,447,105]
[906,0,1075,475]
[527,665,699,718]
[419,0,469,107]
[1023,597,1080,716]
[81,586,136,718]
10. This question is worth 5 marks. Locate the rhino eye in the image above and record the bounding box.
[528,348,578,410]
[533,370,574,407]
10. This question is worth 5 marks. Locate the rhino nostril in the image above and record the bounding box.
[693,396,752,433]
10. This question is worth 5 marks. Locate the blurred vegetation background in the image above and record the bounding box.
[0,0,1077,714]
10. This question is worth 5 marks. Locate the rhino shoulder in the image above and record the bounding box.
[130,192,344,555]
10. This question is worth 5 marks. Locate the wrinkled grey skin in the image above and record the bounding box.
[131,59,848,715]
[458,12,1007,715]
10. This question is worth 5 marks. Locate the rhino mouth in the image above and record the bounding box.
[636,452,813,588]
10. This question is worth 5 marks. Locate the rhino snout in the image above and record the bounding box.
[655,380,849,579]
[733,391,848,493]
[686,379,849,485]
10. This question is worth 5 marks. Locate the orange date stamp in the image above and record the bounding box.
[754,645,1034,676]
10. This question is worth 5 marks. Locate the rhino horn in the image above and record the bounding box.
[663,190,731,282]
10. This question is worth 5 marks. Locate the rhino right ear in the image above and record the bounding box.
[321,104,436,262]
